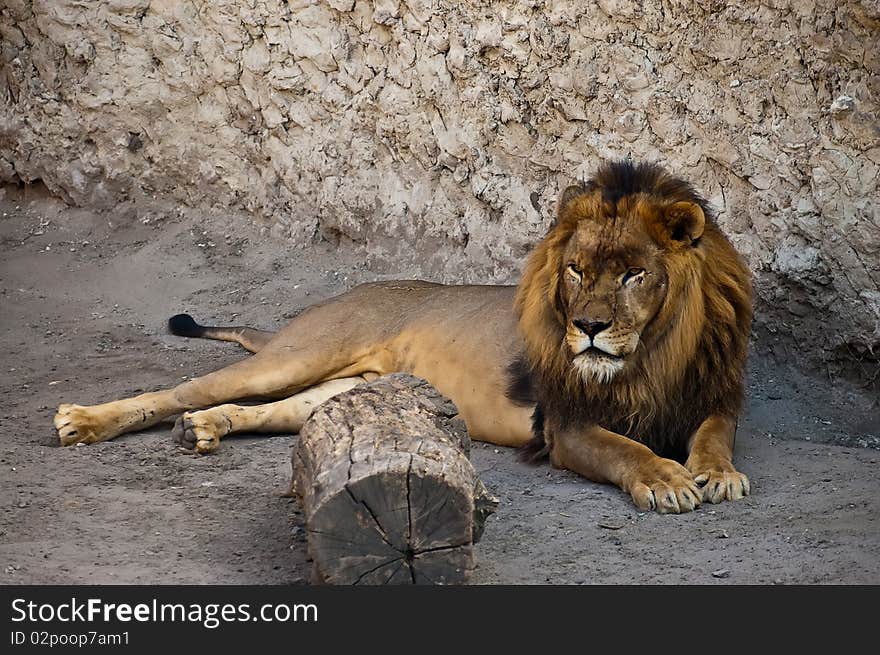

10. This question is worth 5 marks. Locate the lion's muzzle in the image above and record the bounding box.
[566,320,639,383]
[566,320,635,359]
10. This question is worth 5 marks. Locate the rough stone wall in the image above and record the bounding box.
[1,0,878,374]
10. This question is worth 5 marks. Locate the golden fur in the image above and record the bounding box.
[54,160,753,514]
[514,162,752,463]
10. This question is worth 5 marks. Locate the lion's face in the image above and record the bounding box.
[549,192,706,385]
[515,161,754,469]
[558,214,669,383]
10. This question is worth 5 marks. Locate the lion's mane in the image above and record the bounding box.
[511,161,753,462]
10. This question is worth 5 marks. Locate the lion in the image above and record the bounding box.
[54,160,752,514]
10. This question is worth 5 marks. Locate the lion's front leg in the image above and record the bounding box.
[685,414,750,504]
[550,425,702,514]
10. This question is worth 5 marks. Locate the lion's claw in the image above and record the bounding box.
[693,470,750,504]
[628,458,702,514]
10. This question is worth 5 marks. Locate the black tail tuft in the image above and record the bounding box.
[168,313,205,338]
[518,405,550,464]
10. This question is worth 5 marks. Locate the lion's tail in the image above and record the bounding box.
[167,314,275,354]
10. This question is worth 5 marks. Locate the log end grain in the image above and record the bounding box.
[293,374,498,585]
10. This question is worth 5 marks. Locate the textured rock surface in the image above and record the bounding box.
[1,0,878,374]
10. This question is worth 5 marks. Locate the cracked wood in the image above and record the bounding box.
[292,373,498,585]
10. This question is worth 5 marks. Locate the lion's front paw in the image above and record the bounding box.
[627,457,702,514]
[690,466,750,504]
[172,411,228,454]
[54,404,103,446]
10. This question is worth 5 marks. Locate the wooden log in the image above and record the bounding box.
[292,373,498,585]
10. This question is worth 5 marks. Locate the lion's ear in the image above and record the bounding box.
[558,184,586,217]
[663,201,705,245]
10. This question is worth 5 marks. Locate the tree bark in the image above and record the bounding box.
[292,374,498,585]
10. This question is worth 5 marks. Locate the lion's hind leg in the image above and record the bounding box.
[171,377,366,453]
[55,395,173,447]
[54,344,349,447]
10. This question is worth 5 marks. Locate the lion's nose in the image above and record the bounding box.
[573,319,611,338]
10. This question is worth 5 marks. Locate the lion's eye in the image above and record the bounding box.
[622,268,645,285]
[566,264,583,281]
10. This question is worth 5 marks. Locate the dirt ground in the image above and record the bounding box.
[1,186,877,585]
